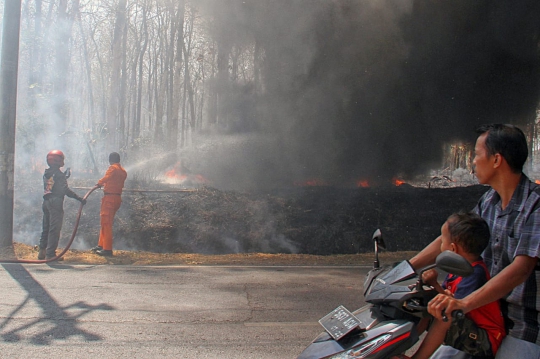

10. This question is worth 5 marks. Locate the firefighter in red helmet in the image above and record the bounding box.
[38,150,86,260]
[46,150,65,167]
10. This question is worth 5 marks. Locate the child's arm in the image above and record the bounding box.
[410,317,452,359]
[389,317,450,359]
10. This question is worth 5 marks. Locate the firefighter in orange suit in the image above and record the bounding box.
[92,152,127,256]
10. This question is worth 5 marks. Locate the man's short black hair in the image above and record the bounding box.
[476,124,528,173]
[109,152,121,163]
[446,212,490,257]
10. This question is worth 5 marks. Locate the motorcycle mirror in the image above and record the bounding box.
[435,250,474,277]
[372,229,386,250]
[372,229,386,269]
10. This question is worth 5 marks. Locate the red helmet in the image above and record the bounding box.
[46,150,65,167]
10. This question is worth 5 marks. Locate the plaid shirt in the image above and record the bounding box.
[474,175,540,344]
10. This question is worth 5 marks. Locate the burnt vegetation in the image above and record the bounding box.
[53,183,488,256]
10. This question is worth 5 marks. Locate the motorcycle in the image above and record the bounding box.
[296,229,473,359]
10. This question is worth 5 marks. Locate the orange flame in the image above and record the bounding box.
[536,180,540,185]
[393,178,405,186]
[164,162,208,185]
[357,180,369,188]
[165,168,187,181]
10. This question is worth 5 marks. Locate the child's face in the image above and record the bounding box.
[440,221,454,252]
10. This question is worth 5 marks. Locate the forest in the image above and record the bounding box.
[2,0,539,191]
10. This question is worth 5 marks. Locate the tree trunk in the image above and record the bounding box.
[53,0,79,142]
[181,4,194,146]
[107,0,127,152]
[134,3,149,140]
[153,30,165,144]
[197,48,206,131]
[27,0,42,121]
[175,1,185,148]
[76,10,96,132]
[118,18,129,150]
[166,3,179,151]
[216,40,231,127]
[208,40,217,126]
[88,30,108,126]
[182,39,197,136]
[147,52,155,130]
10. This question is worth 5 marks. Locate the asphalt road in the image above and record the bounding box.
[0,263,375,359]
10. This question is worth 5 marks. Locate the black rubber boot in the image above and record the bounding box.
[38,248,46,260]
[96,249,113,257]
[91,246,103,253]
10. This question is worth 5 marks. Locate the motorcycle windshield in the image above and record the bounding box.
[379,260,416,284]
[365,260,416,296]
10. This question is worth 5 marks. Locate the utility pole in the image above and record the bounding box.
[0,0,22,251]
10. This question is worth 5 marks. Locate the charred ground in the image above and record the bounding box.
[21,182,488,257]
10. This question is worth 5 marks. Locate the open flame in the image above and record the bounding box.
[536,180,540,185]
[164,162,208,186]
[357,180,369,188]
[165,168,187,181]
[357,178,404,187]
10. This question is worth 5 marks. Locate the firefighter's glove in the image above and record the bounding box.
[78,197,87,205]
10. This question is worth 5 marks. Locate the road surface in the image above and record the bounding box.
[0,263,376,359]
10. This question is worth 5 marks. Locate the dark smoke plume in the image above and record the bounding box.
[194,0,540,190]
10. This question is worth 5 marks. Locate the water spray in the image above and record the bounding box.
[123,151,177,172]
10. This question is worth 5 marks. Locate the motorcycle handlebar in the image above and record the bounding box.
[442,309,464,322]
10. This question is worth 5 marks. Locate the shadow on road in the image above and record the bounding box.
[0,264,114,345]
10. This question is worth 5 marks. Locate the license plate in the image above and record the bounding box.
[319,305,362,340]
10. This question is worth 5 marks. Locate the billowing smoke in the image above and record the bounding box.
[9,0,540,193]
[190,0,540,190]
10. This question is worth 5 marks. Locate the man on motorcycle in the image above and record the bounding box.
[398,212,505,359]
[410,124,540,358]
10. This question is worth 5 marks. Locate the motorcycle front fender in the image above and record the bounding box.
[297,307,418,359]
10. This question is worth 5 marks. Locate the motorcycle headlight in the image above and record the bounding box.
[328,334,392,359]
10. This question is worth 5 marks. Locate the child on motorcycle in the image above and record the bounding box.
[394,212,505,359]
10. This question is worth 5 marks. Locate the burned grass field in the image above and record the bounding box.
[47,183,488,256]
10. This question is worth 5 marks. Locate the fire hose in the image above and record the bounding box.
[0,185,99,264]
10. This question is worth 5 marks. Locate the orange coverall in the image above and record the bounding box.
[97,163,127,251]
